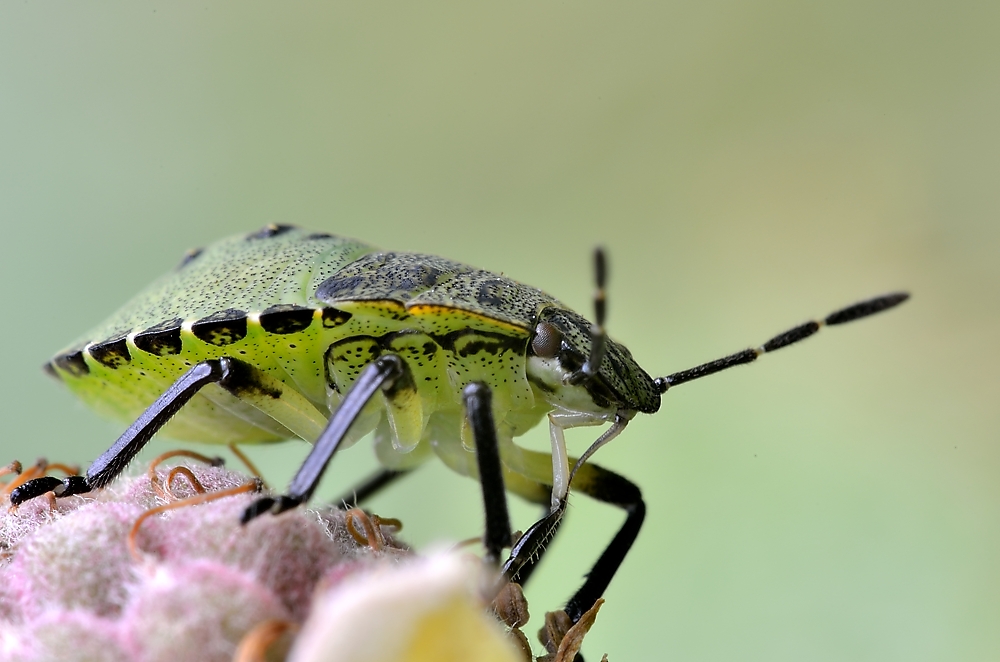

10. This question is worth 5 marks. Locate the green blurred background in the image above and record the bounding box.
[1,3,996,660]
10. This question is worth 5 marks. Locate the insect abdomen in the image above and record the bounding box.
[51,302,543,447]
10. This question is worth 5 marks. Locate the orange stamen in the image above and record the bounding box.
[147,450,223,500]
[374,515,402,532]
[345,508,377,548]
[449,536,483,551]
[343,511,402,551]
[164,466,207,499]
[0,461,23,481]
[44,463,81,477]
[233,619,300,662]
[128,480,260,562]
[1,459,47,497]
[228,443,269,489]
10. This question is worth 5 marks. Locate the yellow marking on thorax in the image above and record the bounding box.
[333,300,531,338]
[406,304,531,335]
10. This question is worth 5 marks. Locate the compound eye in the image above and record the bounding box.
[531,322,562,359]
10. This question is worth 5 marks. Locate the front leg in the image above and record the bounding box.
[242,354,407,522]
[500,461,645,625]
[461,382,514,567]
[11,359,235,505]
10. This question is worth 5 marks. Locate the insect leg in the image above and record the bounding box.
[462,382,513,567]
[502,499,566,586]
[561,461,644,623]
[10,359,235,505]
[334,468,412,509]
[241,354,406,523]
[502,459,643,624]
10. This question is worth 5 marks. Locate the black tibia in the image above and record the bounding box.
[502,501,566,587]
[462,382,513,567]
[563,462,645,624]
[499,460,645,625]
[334,468,411,509]
[8,476,64,503]
[241,354,406,523]
[88,359,233,488]
[10,359,233,506]
[655,291,910,393]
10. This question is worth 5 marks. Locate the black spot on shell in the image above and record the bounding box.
[394,263,446,292]
[53,348,90,377]
[259,305,315,335]
[177,247,203,270]
[316,274,367,301]
[89,337,131,369]
[247,224,296,240]
[315,253,450,304]
[192,309,248,346]
[321,307,352,328]
[306,232,336,240]
[134,318,184,356]
[476,278,509,309]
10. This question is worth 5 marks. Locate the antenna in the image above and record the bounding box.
[568,247,609,385]
[654,292,910,393]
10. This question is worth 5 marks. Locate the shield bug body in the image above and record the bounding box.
[15,223,908,627]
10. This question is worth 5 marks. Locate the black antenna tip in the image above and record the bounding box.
[825,292,910,326]
[593,247,607,288]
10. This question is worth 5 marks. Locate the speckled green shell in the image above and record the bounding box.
[47,225,659,453]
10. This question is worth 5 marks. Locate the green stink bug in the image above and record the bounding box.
[13,223,908,627]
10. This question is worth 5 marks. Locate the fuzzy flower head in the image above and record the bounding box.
[0,459,548,662]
